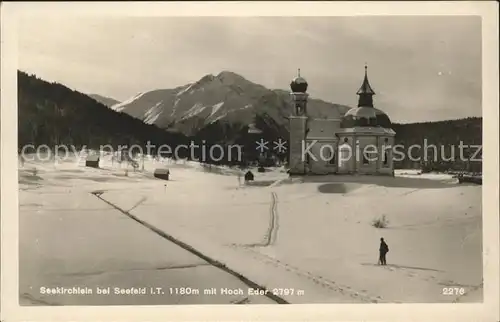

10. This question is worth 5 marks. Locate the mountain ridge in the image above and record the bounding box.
[88,94,120,108]
[110,71,352,136]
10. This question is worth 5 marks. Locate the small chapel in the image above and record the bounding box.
[288,65,396,176]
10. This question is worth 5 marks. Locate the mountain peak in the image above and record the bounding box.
[194,71,245,86]
[196,74,216,85]
[216,71,248,84]
[217,70,241,77]
[106,70,353,135]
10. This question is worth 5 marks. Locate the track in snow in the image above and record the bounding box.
[239,246,384,303]
[90,190,288,304]
[236,191,280,248]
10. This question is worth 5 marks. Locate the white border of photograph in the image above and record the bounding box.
[1,1,499,321]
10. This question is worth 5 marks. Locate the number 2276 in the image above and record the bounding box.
[442,287,465,296]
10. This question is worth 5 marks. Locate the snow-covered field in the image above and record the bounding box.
[18,153,483,304]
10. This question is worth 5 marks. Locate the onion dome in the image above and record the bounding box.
[290,68,308,93]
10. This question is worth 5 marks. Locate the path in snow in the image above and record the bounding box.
[19,180,277,305]
[236,191,279,248]
[91,190,287,304]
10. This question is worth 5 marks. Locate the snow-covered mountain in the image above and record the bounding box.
[89,94,120,108]
[111,71,351,135]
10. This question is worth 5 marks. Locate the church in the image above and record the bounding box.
[288,66,396,176]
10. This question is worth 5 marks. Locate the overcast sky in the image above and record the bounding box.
[18,15,481,123]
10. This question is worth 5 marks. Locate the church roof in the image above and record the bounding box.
[356,65,375,95]
[306,119,340,139]
[344,106,377,119]
[338,127,396,136]
[373,108,392,129]
[341,107,392,129]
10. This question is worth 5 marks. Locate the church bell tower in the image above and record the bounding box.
[288,69,309,175]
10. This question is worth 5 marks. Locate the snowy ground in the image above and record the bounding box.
[18,153,483,304]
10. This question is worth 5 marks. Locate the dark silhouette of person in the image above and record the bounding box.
[379,238,389,265]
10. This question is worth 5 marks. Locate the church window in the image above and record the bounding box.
[362,153,369,164]
[329,150,335,165]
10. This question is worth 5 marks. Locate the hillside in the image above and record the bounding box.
[18,71,189,154]
[17,71,287,165]
[111,71,352,136]
[88,94,120,108]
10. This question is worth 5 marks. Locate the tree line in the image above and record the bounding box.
[392,118,482,172]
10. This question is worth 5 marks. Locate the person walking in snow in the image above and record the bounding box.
[379,238,389,265]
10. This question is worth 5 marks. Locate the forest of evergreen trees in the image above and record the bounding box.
[17,70,482,172]
[18,71,189,155]
[392,118,482,172]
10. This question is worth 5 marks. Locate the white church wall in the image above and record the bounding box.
[334,133,396,175]
[337,141,352,173]
[354,136,378,174]
[305,139,338,174]
[376,135,395,175]
[337,135,354,173]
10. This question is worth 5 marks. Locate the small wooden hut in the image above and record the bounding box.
[457,173,482,185]
[85,154,100,168]
[154,168,170,180]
